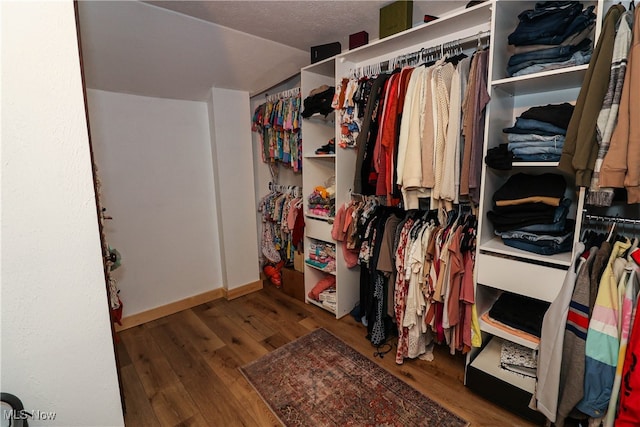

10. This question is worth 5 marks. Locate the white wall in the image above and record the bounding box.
[1,2,123,426]
[208,88,260,289]
[86,89,223,316]
[250,76,303,266]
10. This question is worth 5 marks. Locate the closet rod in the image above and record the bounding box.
[269,182,302,194]
[264,87,301,103]
[583,213,640,225]
[349,29,491,78]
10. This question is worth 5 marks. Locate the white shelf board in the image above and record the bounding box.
[479,237,572,267]
[492,64,588,96]
[338,2,491,63]
[306,297,336,314]
[470,337,536,393]
[302,56,336,77]
[304,212,334,223]
[479,315,539,350]
[303,111,335,124]
[512,161,559,168]
[305,260,336,276]
[304,153,336,159]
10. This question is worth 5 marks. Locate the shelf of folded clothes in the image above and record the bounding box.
[479,309,540,350]
[306,179,336,220]
[479,237,573,267]
[486,103,573,169]
[483,172,575,266]
[305,239,336,275]
[501,1,596,79]
[306,275,337,314]
[469,336,536,393]
[305,259,337,275]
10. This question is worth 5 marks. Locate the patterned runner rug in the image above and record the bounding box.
[240,328,469,426]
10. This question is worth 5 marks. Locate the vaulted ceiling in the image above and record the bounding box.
[76,1,468,101]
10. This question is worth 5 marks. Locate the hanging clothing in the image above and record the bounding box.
[577,238,631,417]
[558,4,626,187]
[586,10,634,206]
[556,246,598,427]
[600,5,640,204]
[530,243,585,423]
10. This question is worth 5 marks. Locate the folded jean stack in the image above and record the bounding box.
[507,1,596,77]
[487,173,574,255]
[306,240,336,273]
[502,103,574,162]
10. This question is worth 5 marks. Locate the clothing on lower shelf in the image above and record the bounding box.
[487,173,574,255]
[500,340,538,378]
[488,292,550,338]
[306,240,336,273]
[308,275,336,301]
[506,1,596,77]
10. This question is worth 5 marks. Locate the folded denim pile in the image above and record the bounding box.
[487,173,574,255]
[502,103,574,162]
[507,1,596,77]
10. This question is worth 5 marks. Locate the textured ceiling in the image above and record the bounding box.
[77,1,470,101]
[146,1,468,51]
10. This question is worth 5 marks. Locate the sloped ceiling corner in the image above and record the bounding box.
[76,1,308,101]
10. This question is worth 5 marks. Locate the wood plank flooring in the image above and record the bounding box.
[117,285,537,427]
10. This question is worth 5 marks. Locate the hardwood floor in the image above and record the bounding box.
[117,284,538,427]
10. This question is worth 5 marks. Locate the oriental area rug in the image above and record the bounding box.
[240,328,469,427]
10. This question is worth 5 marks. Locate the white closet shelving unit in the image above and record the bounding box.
[301,57,355,317]
[465,0,619,420]
[301,1,492,318]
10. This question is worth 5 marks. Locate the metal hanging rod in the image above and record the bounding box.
[349,30,491,78]
[264,87,301,103]
[583,213,640,225]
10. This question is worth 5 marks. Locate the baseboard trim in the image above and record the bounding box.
[224,279,263,300]
[115,279,264,331]
[115,288,225,331]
